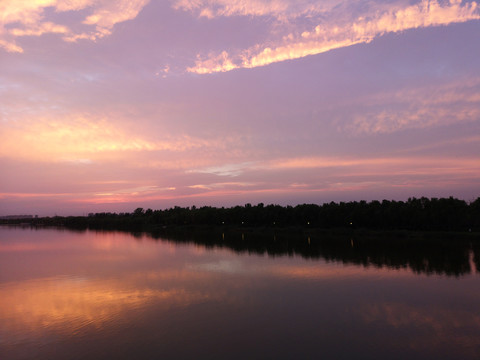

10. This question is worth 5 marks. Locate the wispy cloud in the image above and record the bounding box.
[0,0,150,52]
[267,155,480,175]
[0,192,73,200]
[341,78,480,134]
[187,162,256,177]
[0,114,216,162]
[187,0,480,73]
[188,182,256,191]
[178,154,480,200]
[173,0,339,19]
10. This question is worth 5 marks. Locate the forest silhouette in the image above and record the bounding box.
[5,196,478,232]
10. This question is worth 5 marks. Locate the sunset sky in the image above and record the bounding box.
[1,0,479,216]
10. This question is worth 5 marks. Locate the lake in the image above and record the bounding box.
[1,226,479,359]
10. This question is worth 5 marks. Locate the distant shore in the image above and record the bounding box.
[2,196,479,234]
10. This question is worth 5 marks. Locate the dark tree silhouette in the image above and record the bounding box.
[2,196,479,232]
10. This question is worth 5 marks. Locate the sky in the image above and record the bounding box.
[1,0,479,216]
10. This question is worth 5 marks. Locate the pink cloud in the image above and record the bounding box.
[187,0,480,73]
[0,0,150,52]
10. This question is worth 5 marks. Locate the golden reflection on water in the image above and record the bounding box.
[268,263,389,280]
[1,227,480,359]
[0,228,231,344]
[0,272,220,342]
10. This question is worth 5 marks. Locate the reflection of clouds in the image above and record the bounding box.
[2,227,480,360]
[358,302,480,356]
[0,274,215,344]
[189,258,430,279]
[189,260,249,274]
[271,263,365,280]
[0,230,150,253]
[268,262,417,280]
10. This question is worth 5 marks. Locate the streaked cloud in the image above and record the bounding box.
[0,114,216,162]
[187,162,256,177]
[169,154,480,202]
[173,0,339,19]
[267,155,480,178]
[187,0,480,73]
[76,185,178,205]
[342,78,480,134]
[189,155,480,175]
[188,182,257,191]
[0,192,73,200]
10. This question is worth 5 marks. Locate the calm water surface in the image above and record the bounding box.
[0,227,479,359]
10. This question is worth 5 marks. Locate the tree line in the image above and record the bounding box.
[3,196,479,232]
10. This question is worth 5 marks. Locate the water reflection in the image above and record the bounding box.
[150,228,480,277]
[0,275,219,344]
[0,227,479,360]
